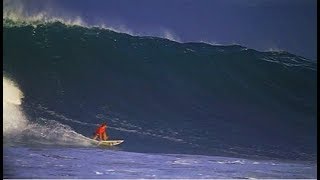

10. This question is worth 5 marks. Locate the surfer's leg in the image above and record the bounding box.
[93,134,98,140]
[104,132,109,140]
[102,132,107,140]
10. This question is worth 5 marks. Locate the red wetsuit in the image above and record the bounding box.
[96,125,106,135]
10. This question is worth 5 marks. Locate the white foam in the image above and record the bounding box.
[3,76,28,136]
[95,171,103,175]
[200,40,222,46]
[261,57,316,71]
[162,29,181,42]
[23,118,94,146]
[3,76,94,146]
[172,159,197,165]
[217,160,245,164]
[267,47,285,52]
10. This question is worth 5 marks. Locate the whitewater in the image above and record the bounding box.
[3,76,94,146]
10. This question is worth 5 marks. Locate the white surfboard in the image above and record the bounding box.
[96,140,124,146]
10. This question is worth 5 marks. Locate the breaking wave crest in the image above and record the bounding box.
[3,0,181,41]
[3,76,27,135]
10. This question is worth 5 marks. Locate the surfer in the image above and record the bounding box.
[93,122,109,141]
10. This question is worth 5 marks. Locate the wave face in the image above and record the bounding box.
[3,20,317,161]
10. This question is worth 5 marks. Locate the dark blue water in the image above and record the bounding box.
[3,19,317,178]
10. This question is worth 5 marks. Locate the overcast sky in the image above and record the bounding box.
[4,0,317,60]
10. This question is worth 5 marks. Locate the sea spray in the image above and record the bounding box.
[3,76,28,136]
[3,76,93,146]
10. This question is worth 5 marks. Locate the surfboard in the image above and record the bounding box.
[96,140,124,146]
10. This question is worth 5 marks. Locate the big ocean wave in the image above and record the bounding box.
[3,17,317,161]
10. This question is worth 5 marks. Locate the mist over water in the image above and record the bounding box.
[3,76,28,136]
[3,0,181,41]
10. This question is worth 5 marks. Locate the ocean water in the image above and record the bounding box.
[3,146,316,179]
[3,18,317,178]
